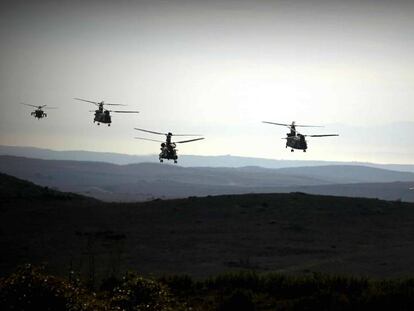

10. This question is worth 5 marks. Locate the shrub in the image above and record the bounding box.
[0,264,106,311]
[110,272,181,311]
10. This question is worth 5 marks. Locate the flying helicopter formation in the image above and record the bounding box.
[19,98,339,163]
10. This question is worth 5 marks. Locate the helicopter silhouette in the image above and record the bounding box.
[74,98,139,126]
[134,128,204,163]
[262,121,338,152]
[20,103,57,119]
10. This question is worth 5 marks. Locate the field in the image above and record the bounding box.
[2,173,414,309]
[2,173,414,283]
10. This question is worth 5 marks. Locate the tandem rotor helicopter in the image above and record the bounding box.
[74,98,139,126]
[134,128,204,163]
[262,121,338,152]
[20,103,57,119]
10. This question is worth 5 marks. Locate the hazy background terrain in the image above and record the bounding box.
[1,148,413,202]
[2,144,414,171]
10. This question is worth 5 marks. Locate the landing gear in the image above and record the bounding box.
[160,159,163,163]
[174,160,177,164]
[97,123,100,125]
[108,124,110,127]
[291,149,294,152]
[303,149,306,152]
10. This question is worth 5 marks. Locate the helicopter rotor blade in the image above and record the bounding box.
[111,110,140,113]
[306,134,339,138]
[134,128,202,137]
[73,98,101,106]
[263,122,301,136]
[295,124,323,127]
[44,106,58,109]
[175,137,205,144]
[262,121,295,132]
[20,103,39,108]
[263,121,323,128]
[74,98,127,107]
[134,137,165,143]
[262,121,292,127]
[134,128,167,136]
[171,134,203,137]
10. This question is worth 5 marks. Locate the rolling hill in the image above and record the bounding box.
[1,173,414,282]
[0,155,413,202]
[2,144,414,172]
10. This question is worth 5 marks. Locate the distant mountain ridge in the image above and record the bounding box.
[1,144,414,172]
[0,155,413,202]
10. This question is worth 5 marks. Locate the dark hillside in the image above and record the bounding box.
[1,174,414,284]
[0,172,95,202]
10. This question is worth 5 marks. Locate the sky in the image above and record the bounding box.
[0,0,413,164]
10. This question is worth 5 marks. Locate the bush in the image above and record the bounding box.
[3,266,414,311]
[0,264,106,311]
[110,271,182,311]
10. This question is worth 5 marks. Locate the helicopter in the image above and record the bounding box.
[134,128,204,163]
[262,121,338,152]
[74,98,139,126]
[20,103,57,119]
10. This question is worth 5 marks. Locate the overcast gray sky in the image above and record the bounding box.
[0,0,413,164]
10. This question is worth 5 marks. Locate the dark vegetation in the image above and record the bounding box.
[2,173,414,309]
[2,265,414,310]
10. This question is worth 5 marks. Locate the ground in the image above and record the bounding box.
[1,173,414,284]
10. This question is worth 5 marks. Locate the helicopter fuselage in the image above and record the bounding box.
[159,142,178,163]
[286,133,307,152]
[94,109,111,126]
[31,109,47,119]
